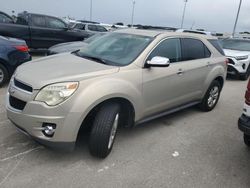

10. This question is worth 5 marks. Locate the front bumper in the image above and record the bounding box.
[6,80,84,151]
[238,114,250,135]
[12,121,75,151]
[226,57,249,75]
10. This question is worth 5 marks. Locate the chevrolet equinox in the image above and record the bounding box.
[6,29,227,158]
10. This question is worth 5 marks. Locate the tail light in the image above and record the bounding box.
[245,79,250,105]
[14,45,29,52]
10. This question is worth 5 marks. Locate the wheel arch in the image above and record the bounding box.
[76,97,136,139]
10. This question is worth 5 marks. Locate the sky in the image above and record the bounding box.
[1,0,250,33]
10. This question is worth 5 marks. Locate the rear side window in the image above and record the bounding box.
[88,25,97,31]
[96,25,107,32]
[181,38,211,61]
[208,39,225,55]
[148,38,182,63]
[74,23,85,30]
[31,15,46,27]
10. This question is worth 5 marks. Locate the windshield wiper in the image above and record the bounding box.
[72,51,109,65]
[82,55,109,65]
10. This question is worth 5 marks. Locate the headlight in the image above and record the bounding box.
[235,55,248,61]
[35,82,78,106]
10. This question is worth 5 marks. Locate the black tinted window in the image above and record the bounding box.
[0,14,12,23]
[74,23,85,30]
[16,17,28,25]
[96,25,107,32]
[88,25,97,31]
[47,17,66,29]
[181,38,211,61]
[31,15,46,27]
[148,38,182,63]
[208,39,225,55]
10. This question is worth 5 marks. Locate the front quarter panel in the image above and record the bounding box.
[66,68,143,140]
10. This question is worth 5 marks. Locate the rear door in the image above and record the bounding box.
[180,38,212,98]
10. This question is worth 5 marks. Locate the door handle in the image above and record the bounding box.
[206,62,211,67]
[177,69,184,75]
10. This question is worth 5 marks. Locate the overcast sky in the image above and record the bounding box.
[1,0,249,33]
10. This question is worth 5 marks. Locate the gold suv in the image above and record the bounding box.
[6,29,227,158]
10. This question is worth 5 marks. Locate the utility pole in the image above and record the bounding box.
[181,0,188,28]
[90,0,93,21]
[232,0,243,37]
[131,0,136,27]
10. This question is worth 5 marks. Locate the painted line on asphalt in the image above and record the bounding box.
[0,146,43,162]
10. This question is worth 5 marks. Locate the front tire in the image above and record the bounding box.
[199,80,221,111]
[89,103,120,158]
[0,64,9,87]
[244,134,250,147]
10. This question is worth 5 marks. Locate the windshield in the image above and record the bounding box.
[76,32,153,66]
[221,39,250,51]
[84,33,106,44]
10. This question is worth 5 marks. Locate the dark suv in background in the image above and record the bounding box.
[0,11,91,49]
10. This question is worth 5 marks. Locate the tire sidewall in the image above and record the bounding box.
[201,80,221,111]
[0,64,8,87]
[89,103,121,158]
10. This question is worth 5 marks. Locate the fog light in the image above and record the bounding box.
[42,123,56,137]
[242,64,246,69]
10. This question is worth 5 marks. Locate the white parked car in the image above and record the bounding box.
[72,22,108,33]
[221,38,250,80]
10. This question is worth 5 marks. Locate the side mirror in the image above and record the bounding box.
[147,56,170,67]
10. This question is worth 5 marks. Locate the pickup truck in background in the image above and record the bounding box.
[0,11,92,49]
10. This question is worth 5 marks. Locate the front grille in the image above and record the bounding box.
[9,95,27,110]
[14,79,33,92]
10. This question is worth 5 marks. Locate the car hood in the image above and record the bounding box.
[49,41,88,53]
[15,53,119,89]
[223,49,250,57]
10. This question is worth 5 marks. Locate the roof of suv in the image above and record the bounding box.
[115,28,216,40]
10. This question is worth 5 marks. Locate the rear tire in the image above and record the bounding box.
[89,103,120,158]
[0,64,9,87]
[244,134,250,147]
[199,80,221,112]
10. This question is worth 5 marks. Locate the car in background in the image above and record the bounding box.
[72,22,108,33]
[6,29,226,158]
[221,38,250,80]
[0,11,14,23]
[0,35,31,86]
[238,78,250,146]
[0,11,91,49]
[47,33,106,55]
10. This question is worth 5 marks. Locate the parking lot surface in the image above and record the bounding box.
[0,55,249,188]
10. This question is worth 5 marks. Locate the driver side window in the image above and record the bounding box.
[46,17,66,29]
[148,38,182,63]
